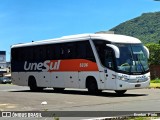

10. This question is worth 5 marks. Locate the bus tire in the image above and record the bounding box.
[86,77,99,94]
[28,76,43,92]
[115,90,127,95]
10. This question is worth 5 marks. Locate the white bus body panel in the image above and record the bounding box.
[12,71,150,90]
[38,72,51,87]
[51,72,79,88]
[12,71,104,89]
[105,69,117,90]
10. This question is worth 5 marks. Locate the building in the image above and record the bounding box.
[0,51,7,77]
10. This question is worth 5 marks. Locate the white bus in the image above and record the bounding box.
[11,33,150,94]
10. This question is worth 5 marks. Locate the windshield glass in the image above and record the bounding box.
[114,43,149,74]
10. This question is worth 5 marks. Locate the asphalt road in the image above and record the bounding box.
[0,84,160,120]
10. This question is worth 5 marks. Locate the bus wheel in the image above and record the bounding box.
[87,78,99,94]
[115,90,127,95]
[28,76,43,92]
[53,88,65,92]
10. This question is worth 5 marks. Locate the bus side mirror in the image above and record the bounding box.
[143,46,149,59]
[106,44,120,58]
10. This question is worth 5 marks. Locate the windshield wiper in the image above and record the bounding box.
[136,55,145,73]
[128,48,134,74]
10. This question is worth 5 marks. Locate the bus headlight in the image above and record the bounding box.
[118,76,128,81]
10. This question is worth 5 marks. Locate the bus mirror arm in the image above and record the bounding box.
[106,44,120,58]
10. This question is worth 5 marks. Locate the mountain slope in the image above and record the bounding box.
[109,12,160,44]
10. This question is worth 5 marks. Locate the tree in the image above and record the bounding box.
[145,43,160,65]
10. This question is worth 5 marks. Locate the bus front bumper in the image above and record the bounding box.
[116,79,150,90]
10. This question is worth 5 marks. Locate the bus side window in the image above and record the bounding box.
[34,45,47,61]
[11,49,15,61]
[86,42,95,62]
[76,42,87,59]
[105,47,115,69]
[19,48,24,61]
[12,48,19,61]
[93,40,111,67]
[39,46,44,60]
[33,46,38,61]
[24,46,34,61]
[54,44,61,60]
[46,46,50,60]
[66,43,76,59]
[59,43,76,60]
[23,47,28,61]
[14,48,19,61]
[46,45,54,60]
[59,44,67,59]
[76,41,95,62]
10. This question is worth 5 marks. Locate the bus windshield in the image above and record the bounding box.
[114,43,149,74]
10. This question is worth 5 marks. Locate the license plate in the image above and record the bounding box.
[135,84,141,87]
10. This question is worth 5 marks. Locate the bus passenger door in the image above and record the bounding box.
[104,47,117,89]
[98,67,106,89]
[105,69,116,89]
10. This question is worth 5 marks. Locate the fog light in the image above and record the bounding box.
[119,84,122,87]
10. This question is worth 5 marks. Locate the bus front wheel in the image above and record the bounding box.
[86,78,100,94]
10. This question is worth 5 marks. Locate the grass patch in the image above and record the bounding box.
[127,117,157,120]
[150,83,160,88]
[150,79,160,83]
[127,117,159,120]
[150,79,160,88]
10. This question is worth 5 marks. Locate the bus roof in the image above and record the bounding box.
[11,33,142,48]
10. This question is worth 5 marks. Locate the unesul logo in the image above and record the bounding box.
[24,60,61,71]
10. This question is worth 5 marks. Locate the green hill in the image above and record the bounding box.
[109,12,160,44]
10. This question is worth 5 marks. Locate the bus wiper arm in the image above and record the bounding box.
[138,57,145,72]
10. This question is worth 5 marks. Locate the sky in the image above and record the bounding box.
[0,0,160,61]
